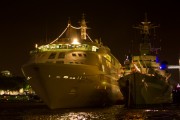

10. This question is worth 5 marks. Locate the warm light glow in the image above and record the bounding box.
[92,46,97,51]
[102,65,105,72]
[56,76,60,78]
[72,38,80,44]
[63,76,69,79]
[102,81,106,85]
[19,88,24,94]
[35,44,38,48]
[144,109,159,112]
[0,90,4,95]
[27,76,31,80]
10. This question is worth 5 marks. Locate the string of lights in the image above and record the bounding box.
[50,24,70,44]
[50,23,93,44]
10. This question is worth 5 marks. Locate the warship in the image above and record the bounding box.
[118,15,173,107]
[22,15,123,109]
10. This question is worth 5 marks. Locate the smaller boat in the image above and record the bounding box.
[118,14,173,107]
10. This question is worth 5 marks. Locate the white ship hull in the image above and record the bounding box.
[22,63,123,109]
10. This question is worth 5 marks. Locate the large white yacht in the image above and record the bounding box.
[22,15,123,109]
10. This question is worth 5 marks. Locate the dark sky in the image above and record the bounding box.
[0,0,179,80]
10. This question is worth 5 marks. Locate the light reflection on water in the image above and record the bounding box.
[23,105,180,120]
[23,105,126,120]
[61,112,98,119]
[1,104,180,120]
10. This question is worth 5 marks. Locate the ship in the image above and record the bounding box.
[22,15,124,109]
[118,15,173,107]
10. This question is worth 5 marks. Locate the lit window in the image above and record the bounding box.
[56,76,60,78]
[63,76,68,79]
[92,46,97,51]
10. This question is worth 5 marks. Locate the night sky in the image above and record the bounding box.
[0,0,179,80]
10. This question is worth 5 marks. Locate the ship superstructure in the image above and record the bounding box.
[118,15,173,106]
[22,15,123,109]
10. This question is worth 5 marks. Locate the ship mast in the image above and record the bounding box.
[134,13,159,55]
[80,14,87,40]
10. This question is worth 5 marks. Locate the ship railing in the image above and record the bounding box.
[36,43,100,52]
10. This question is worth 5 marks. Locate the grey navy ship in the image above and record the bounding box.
[118,15,173,107]
[22,15,124,109]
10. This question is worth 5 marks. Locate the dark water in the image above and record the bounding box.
[1,103,180,120]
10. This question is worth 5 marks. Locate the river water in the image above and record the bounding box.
[0,103,180,120]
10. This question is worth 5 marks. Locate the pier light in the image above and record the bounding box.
[72,38,80,44]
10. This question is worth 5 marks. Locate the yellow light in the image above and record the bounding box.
[35,44,38,48]
[102,81,106,85]
[72,38,80,44]
[19,88,24,93]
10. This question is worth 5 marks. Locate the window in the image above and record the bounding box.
[48,52,57,59]
[72,53,76,57]
[58,52,65,59]
[78,53,82,57]
[83,54,87,57]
